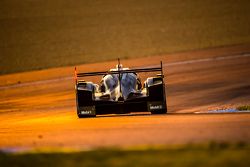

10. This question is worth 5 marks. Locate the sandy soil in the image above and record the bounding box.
[0,45,250,150]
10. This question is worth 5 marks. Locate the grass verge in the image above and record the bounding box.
[237,105,250,111]
[0,143,249,167]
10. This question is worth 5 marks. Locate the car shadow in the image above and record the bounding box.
[96,112,153,118]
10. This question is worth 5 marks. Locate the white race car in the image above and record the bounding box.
[75,59,167,118]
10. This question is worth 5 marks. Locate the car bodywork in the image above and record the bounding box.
[74,60,167,118]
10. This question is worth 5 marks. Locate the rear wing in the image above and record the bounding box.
[74,59,163,84]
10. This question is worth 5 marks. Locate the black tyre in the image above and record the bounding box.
[146,77,167,114]
[77,113,96,118]
[151,108,167,114]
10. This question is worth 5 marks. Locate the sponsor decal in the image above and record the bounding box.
[150,105,163,110]
[81,110,93,114]
[80,106,95,115]
[148,101,164,111]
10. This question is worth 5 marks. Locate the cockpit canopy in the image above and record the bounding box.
[100,65,140,101]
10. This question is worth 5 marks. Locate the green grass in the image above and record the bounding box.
[237,105,250,111]
[1,0,250,74]
[0,143,249,167]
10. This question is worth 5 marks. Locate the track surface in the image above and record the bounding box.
[0,45,250,150]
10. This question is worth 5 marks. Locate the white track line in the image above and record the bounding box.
[1,52,250,90]
[142,52,250,68]
[0,76,73,90]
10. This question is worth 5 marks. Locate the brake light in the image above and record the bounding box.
[74,67,77,84]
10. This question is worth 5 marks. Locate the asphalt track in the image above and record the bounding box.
[0,45,250,151]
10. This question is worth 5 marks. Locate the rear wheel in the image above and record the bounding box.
[76,82,96,118]
[146,77,167,115]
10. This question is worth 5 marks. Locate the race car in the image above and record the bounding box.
[74,59,167,118]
